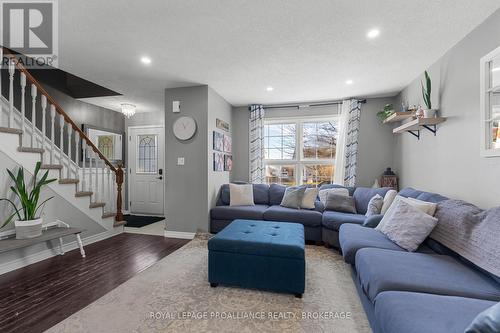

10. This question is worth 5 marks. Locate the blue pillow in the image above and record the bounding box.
[465,302,500,333]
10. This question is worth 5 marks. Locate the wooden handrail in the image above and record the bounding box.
[2,48,117,172]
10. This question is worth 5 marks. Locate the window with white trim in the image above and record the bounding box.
[264,116,338,186]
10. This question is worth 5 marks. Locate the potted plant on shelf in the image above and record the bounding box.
[376,104,395,122]
[0,162,56,239]
[421,70,437,118]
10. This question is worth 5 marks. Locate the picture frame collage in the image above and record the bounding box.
[213,119,232,172]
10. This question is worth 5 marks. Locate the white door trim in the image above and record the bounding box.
[127,125,165,216]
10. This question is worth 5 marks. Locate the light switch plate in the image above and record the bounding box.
[173,101,180,113]
[177,157,185,165]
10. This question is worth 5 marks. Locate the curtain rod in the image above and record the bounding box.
[260,99,366,110]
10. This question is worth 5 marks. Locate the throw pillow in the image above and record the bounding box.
[376,195,438,231]
[365,194,384,217]
[380,189,397,214]
[229,184,255,206]
[280,186,307,209]
[377,200,438,251]
[301,188,318,209]
[324,193,357,214]
[319,188,349,205]
[465,302,500,333]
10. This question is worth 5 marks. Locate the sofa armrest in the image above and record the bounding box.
[363,214,384,228]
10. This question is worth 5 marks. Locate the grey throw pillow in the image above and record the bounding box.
[280,186,307,209]
[324,193,357,214]
[465,302,500,333]
[377,200,438,252]
[365,194,384,217]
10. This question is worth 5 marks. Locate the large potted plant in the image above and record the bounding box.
[421,70,437,118]
[1,162,56,239]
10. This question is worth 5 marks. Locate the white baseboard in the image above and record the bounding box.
[0,228,123,276]
[164,230,196,239]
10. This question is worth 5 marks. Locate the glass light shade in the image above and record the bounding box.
[121,103,136,118]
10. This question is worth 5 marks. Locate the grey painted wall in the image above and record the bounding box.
[231,97,396,186]
[165,86,209,233]
[0,150,106,265]
[394,8,500,208]
[207,87,232,214]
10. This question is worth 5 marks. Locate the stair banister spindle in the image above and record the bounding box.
[30,84,37,147]
[101,162,105,207]
[20,73,26,140]
[74,132,79,181]
[49,105,56,164]
[106,167,111,213]
[88,147,93,193]
[67,125,72,178]
[8,59,15,128]
[115,164,124,222]
[41,95,47,151]
[111,172,116,213]
[59,115,64,163]
[81,140,87,191]
[94,151,99,202]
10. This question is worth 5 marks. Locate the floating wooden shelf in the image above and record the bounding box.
[393,117,446,139]
[383,111,415,123]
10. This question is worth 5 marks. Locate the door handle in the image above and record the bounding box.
[157,176,163,180]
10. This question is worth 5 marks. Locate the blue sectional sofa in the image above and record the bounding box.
[339,188,500,333]
[210,183,391,244]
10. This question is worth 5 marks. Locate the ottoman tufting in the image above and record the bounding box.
[208,219,305,297]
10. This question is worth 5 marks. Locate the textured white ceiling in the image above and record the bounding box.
[58,0,500,113]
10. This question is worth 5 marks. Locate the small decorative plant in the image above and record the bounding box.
[1,162,56,238]
[377,104,395,121]
[421,70,432,110]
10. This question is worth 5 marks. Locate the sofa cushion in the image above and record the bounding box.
[322,211,366,231]
[263,205,322,227]
[374,291,496,333]
[229,184,255,206]
[269,184,287,206]
[220,184,270,205]
[355,248,500,302]
[324,193,357,213]
[339,224,405,264]
[398,187,448,203]
[353,187,391,215]
[211,205,269,221]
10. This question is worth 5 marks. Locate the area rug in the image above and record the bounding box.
[46,235,371,333]
[123,214,164,228]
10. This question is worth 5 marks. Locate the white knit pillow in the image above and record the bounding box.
[381,190,397,214]
[301,188,318,209]
[229,184,255,206]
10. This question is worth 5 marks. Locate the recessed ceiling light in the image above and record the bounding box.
[266,86,274,92]
[367,28,380,39]
[492,67,500,72]
[140,56,152,65]
[345,80,353,85]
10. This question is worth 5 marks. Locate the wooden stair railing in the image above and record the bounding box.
[1,47,124,223]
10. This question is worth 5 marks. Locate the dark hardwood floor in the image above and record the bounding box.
[0,233,190,333]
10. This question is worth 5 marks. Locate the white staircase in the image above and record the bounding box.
[0,48,125,232]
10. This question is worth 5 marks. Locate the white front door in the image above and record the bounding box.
[128,126,165,215]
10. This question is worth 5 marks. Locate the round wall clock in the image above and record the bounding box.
[173,116,197,141]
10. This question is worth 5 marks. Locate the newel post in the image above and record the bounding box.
[115,163,124,222]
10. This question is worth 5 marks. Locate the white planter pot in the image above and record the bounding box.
[423,109,437,118]
[15,218,43,239]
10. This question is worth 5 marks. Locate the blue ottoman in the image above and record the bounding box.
[208,219,305,297]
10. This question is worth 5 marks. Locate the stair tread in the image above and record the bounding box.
[114,220,127,227]
[0,127,22,134]
[89,202,106,208]
[18,146,44,153]
[59,178,79,184]
[41,164,63,170]
[75,191,93,197]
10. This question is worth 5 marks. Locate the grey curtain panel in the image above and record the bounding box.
[249,105,265,184]
[343,100,361,186]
